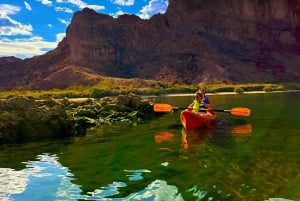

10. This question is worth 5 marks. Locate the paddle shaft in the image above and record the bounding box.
[173,107,228,113]
[210,109,230,113]
[153,103,251,116]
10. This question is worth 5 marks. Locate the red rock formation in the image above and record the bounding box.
[1,0,300,90]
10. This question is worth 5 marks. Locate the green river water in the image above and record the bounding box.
[0,92,299,201]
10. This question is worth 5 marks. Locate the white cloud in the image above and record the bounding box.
[0,4,33,36]
[58,18,69,25]
[0,36,60,59]
[56,32,65,41]
[66,0,105,11]
[138,0,168,19]
[0,21,32,35]
[37,0,53,6]
[111,0,134,6]
[24,1,32,11]
[0,4,20,16]
[112,10,125,18]
[55,6,73,13]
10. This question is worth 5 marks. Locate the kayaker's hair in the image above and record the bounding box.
[195,92,203,99]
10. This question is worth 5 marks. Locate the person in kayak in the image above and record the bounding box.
[199,87,210,106]
[189,92,205,112]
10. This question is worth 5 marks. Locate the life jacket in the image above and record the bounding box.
[192,100,204,112]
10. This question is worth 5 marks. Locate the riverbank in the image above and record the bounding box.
[145,89,300,98]
[1,82,299,99]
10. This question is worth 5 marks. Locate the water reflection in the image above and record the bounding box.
[231,123,252,142]
[154,131,174,143]
[0,153,184,201]
[231,123,252,135]
[163,121,254,151]
[181,128,211,150]
[0,154,82,201]
[124,169,151,181]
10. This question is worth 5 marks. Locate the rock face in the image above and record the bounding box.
[1,0,300,90]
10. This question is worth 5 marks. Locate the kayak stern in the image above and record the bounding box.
[180,110,216,130]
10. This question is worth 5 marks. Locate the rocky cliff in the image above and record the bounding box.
[1,0,300,90]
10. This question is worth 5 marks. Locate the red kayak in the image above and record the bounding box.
[180,110,216,130]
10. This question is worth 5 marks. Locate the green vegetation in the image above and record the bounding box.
[0,81,299,99]
[203,83,291,93]
[233,87,245,94]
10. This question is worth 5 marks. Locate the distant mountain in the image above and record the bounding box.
[1,0,300,90]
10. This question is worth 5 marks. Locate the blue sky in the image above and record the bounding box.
[0,0,169,59]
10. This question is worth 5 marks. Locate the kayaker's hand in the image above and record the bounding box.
[205,104,213,109]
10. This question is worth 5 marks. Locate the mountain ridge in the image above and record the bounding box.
[1,0,300,90]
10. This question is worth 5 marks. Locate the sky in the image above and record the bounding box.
[0,0,169,59]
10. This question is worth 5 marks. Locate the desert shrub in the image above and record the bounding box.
[282,83,300,90]
[90,88,110,98]
[263,84,284,92]
[214,86,234,92]
[242,85,264,91]
[263,86,273,92]
[234,87,245,94]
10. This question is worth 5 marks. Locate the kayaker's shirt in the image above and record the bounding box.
[192,100,204,112]
[203,95,209,104]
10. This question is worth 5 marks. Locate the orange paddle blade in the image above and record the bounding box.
[153,103,173,112]
[230,107,251,116]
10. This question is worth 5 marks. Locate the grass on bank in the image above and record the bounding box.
[0,81,300,99]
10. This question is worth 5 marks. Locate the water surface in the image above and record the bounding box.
[0,92,299,201]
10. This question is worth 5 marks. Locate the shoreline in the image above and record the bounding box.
[153,89,300,97]
[2,90,300,102]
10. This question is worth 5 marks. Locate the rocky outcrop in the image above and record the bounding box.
[0,94,155,144]
[1,0,300,90]
[0,96,75,143]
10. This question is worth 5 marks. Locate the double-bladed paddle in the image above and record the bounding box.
[153,103,251,116]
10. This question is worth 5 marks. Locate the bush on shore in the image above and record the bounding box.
[0,82,299,99]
